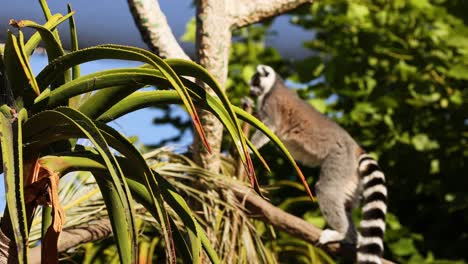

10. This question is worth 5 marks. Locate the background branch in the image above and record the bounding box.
[126,0,190,60]
[28,218,112,264]
[230,0,313,28]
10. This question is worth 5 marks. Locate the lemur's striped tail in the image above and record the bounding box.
[357,154,387,264]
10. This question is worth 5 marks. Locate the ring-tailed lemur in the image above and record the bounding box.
[249,65,387,264]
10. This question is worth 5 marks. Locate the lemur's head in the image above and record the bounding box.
[249,65,277,98]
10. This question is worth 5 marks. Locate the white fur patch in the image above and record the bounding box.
[359,153,374,159]
[256,65,276,91]
[362,200,387,214]
[359,236,384,250]
[357,252,382,264]
[362,171,385,185]
[254,65,276,111]
[359,158,378,172]
[360,219,386,231]
[318,229,346,245]
[363,184,387,198]
[256,65,276,97]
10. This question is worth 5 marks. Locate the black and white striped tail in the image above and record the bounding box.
[357,154,387,264]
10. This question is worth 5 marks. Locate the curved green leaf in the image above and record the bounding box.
[125,178,193,263]
[67,4,81,109]
[11,20,64,61]
[37,0,63,48]
[38,0,53,21]
[34,45,210,152]
[78,84,142,119]
[93,71,262,193]
[93,172,134,264]
[37,154,165,263]
[68,4,80,80]
[126,175,220,264]
[98,87,269,174]
[106,133,176,262]
[11,19,70,87]
[23,107,138,263]
[23,13,74,56]
[126,176,220,264]
[95,123,179,263]
[41,141,218,263]
[4,31,39,102]
[0,108,28,264]
[97,90,181,122]
[99,87,266,191]
[35,68,168,109]
[99,44,210,152]
[165,59,255,187]
[99,89,314,200]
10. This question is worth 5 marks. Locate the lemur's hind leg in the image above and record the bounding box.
[316,155,359,245]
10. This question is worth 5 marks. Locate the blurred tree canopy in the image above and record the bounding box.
[289,0,467,262]
[154,0,467,263]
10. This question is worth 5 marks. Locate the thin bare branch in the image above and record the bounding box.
[28,219,112,264]
[126,0,190,60]
[230,0,313,28]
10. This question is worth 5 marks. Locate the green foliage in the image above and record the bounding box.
[286,0,467,262]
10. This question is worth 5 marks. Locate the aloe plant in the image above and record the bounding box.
[0,1,313,263]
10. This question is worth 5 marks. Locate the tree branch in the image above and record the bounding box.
[33,184,395,264]
[126,0,190,60]
[28,218,112,264]
[230,0,313,28]
[230,184,395,264]
[192,0,232,173]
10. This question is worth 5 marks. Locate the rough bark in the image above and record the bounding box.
[126,0,190,60]
[230,0,313,28]
[192,0,232,173]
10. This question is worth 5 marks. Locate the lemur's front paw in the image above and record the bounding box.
[317,229,346,245]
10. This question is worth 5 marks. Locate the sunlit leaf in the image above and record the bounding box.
[0,108,28,264]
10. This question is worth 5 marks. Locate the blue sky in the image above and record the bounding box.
[0,0,312,59]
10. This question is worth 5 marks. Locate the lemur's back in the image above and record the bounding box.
[261,83,360,167]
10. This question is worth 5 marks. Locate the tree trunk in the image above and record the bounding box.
[192,0,233,174]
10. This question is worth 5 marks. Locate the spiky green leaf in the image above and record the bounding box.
[0,108,28,264]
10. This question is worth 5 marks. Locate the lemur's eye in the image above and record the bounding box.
[262,68,270,77]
